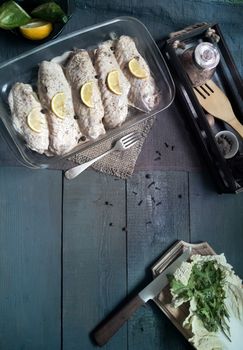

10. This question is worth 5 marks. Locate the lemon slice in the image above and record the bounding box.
[51,92,66,119]
[128,58,148,79]
[20,20,53,41]
[107,70,122,95]
[27,108,42,133]
[80,81,94,108]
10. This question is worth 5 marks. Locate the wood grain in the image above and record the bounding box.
[189,172,243,278]
[0,167,62,350]
[62,170,127,350]
[126,171,190,350]
[93,295,144,347]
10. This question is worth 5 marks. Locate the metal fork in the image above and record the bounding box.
[65,132,140,180]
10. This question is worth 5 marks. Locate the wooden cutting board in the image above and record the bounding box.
[151,241,216,342]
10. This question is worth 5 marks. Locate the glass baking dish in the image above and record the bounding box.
[0,16,175,168]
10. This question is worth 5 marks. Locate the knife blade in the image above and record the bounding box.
[139,248,191,302]
[93,248,191,347]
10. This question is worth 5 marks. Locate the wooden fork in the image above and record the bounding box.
[193,80,243,138]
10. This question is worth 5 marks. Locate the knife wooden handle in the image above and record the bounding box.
[93,295,144,347]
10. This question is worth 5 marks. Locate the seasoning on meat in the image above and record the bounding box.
[94,41,130,129]
[38,60,80,155]
[8,82,49,154]
[115,35,159,112]
[65,50,105,139]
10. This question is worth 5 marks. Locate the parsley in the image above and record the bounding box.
[169,261,230,338]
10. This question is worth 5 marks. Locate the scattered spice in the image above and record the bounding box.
[122,227,127,232]
[154,157,161,161]
[138,200,143,206]
[105,201,109,205]
[151,197,155,203]
[155,187,161,190]
[145,174,151,179]
[156,201,162,206]
[164,142,169,148]
[109,223,113,226]
[146,221,152,225]
[178,194,182,199]
[156,150,161,156]
[132,191,138,195]
[171,145,175,151]
[79,135,86,142]
[148,181,155,189]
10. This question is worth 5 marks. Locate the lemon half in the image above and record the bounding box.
[107,70,122,95]
[128,58,148,79]
[20,20,53,41]
[80,81,94,108]
[51,92,66,119]
[27,108,42,133]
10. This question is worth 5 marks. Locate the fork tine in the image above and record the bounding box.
[205,82,214,93]
[194,87,206,99]
[200,85,210,96]
[123,139,139,149]
[123,136,140,147]
[123,132,140,143]
[122,132,140,144]
[121,132,136,142]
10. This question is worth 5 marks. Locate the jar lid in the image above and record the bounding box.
[194,42,220,70]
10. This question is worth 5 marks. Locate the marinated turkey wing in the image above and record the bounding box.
[38,61,80,155]
[115,35,159,112]
[65,50,105,139]
[8,82,49,154]
[94,41,130,129]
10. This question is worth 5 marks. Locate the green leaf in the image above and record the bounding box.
[0,1,31,30]
[169,260,230,338]
[31,2,68,24]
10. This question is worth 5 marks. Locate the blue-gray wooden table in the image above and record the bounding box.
[0,1,242,349]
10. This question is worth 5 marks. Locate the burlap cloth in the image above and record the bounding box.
[69,118,155,179]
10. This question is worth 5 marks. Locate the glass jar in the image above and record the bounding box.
[180,42,220,87]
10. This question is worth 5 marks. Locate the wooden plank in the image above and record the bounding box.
[63,170,127,350]
[0,167,62,350]
[135,104,202,172]
[126,171,190,350]
[189,172,243,278]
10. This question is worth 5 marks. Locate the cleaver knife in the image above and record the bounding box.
[93,248,191,347]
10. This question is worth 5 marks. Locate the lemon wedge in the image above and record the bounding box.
[107,70,122,95]
[51,92,66,119]
[20,20,53,41]
[80,81,94,108]
[128,58,148,79]
[27,108,42,133]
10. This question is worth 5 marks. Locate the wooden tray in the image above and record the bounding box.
[152,241,216,342]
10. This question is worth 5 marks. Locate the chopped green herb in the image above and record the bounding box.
[169,260,230,338]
